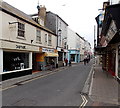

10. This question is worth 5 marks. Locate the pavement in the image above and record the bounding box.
[88,63,120,106]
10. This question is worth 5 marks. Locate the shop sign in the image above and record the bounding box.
[16,45,26,49]
[106,20,117,43]
[42,48,54,53]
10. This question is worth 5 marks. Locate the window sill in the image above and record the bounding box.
[17,36,26,40]
[36,41,42,44]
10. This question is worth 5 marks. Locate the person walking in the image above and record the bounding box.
[69,60,71,66]
[84,56,87,65]
[65,58,68,66]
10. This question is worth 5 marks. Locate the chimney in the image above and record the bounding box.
[38,5,46,21]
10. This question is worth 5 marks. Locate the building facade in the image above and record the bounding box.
[95,2,120,81]
[0,1,57,80]
[46,11,68,67]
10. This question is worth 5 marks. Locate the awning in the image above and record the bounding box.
[45,52,58,57]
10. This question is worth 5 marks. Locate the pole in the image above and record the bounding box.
[94,25,96,65]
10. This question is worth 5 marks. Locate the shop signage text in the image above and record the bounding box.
[106,20,117,43]
[16,45,26,49]
[42,48,54,53]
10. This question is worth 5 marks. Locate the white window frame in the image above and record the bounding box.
[45,34,48,45]
[36,29,41,43]
[48,34,52,46]
[17,22,25,38]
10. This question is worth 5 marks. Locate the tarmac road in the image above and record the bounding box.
[2,61,93,106]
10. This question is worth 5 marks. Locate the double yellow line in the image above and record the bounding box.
[79,94,88,108]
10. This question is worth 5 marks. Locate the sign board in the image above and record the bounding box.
[42,48,54,53]
[106,20,117,43]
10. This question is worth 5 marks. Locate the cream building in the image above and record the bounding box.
[0,1,57,80]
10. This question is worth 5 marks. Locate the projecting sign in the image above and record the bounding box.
[106,20,117,43]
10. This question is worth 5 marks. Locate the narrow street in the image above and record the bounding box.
[2,62,93,106]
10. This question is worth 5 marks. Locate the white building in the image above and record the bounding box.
[0,1,57,80]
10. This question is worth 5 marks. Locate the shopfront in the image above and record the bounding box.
[34,47,58,71]
[0,40,39,80]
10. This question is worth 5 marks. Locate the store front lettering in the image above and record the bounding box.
[16,45,26,49]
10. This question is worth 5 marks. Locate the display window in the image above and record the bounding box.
[3,51,29,72]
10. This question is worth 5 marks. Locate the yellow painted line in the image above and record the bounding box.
[79,94,88,108]
[1,71,60,91]
[0,85,17,91]
[80,94,85,107]
[22,71,58,84]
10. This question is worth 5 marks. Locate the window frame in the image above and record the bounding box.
[48,34,52,46]
[36,29,42,44]
[17,22,25,38]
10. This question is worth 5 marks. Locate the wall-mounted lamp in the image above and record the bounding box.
[9,22,19,25]
[31,40,34,43]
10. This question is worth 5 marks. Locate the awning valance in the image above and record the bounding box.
[45,52,58,57]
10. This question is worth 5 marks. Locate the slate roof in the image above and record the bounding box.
[0,1,56,35]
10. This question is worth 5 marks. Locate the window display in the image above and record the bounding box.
[3,51,29,72]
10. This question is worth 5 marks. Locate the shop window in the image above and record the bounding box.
[48,34,52,46]
[36,29,41,43]
[3,52,29,72]
[18,22,25,38]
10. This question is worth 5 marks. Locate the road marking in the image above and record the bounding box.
[80,94,88,108]
[0,85,17,91]
[1,71,60,91]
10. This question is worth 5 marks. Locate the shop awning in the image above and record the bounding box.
[45,52,58,57]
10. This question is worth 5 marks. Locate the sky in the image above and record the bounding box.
[3,0,108,49]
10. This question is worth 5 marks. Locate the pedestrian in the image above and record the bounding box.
[84,56,87,65]
[51,59,55,69]
[65,58,68,66]
[69,60,71,66]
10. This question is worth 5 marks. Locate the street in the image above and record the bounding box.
[2,62,92,106]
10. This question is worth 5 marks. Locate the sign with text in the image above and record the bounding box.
[42,48,54,53]
[106,20,117,43]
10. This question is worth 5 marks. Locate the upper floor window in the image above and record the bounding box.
[18,22,25,37]
[36,29,41,43]
[48,34,52,46]
[45,34,48,44]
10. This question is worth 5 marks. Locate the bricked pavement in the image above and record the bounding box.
[88,64,119,107]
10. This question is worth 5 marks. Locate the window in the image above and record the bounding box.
[36,29,41,43]
[18,22,25,37]
[45,34,48,44]
[3,52,29,72]
[48,34,52,45]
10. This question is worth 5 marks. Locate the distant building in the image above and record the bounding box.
[45,11,68,67]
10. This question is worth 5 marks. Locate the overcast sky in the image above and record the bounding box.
[3,0,108,48]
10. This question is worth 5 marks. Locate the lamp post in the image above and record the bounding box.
[56,29,62,68]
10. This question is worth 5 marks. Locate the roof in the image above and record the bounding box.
[47,11,69,26]
[0,1,56,36]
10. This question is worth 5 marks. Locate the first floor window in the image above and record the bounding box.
[18,22,25,37]
[36,29,41,43]
[48,34,52,46]
[3,52,29,72]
